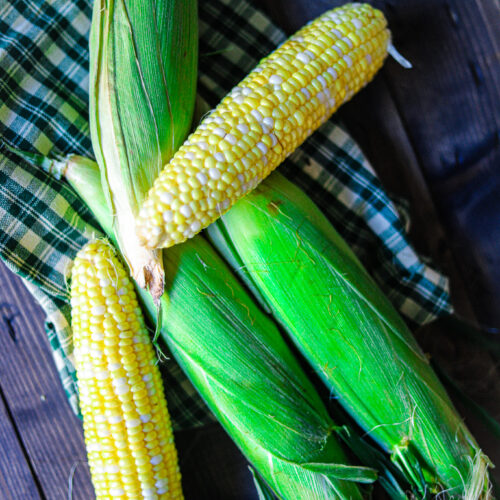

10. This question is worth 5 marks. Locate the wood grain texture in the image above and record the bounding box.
[176,423,257,500]
[0,261,93,500]
[0,389,41,500]
[379,0,500,329]
[418,318,500,487]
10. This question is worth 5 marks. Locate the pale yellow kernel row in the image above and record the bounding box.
[137,4,390,249]
[71,241,183,499]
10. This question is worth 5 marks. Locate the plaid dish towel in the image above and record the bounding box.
[0,0,452,428]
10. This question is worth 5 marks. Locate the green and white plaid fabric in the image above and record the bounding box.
[0,0,452,428]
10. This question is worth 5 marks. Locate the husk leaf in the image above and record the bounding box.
[89,0,197,299]
[209,171,492,499]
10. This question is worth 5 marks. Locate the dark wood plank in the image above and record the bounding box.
[176,423,257,500]
[0,261,93,500]
[418,319,500,487]
[0,388,41,499]
[378,0,500,329]
[382,0,499,179]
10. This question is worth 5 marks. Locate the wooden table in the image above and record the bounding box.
[0,263,92,498]
[1,0,499,498]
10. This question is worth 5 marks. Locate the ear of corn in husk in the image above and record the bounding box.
[71,239,183,499]
[140,236,377,500]
[208,172,492,498]
[89,0,198,300]
[136,3,390,251]
[53,154,376,499]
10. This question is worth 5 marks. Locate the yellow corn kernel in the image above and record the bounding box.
[71,240,183,499]
[137,3,390,249]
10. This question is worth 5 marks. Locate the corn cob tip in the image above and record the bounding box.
[136,3,390,250]
[71,240,183,499]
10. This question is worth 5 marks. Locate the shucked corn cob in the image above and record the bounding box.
[71,241,183,499]
[137,3,390,249]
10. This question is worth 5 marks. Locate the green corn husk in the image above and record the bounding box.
[141,237,377,500]
[208,172,493,499]
[38,154,375,500]
[89,0,198,299]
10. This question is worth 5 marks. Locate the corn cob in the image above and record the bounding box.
[48,155,377,499]
[71,240,183,499]
[137,3,390,250]
[89,0,198,299]
[208,172,492,498]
